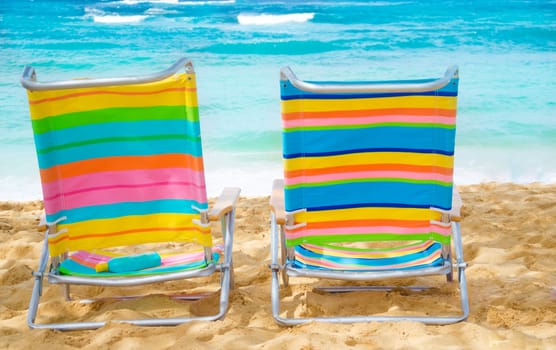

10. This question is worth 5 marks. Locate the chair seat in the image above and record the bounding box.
[58,244,223,277]
[291,240,444,271]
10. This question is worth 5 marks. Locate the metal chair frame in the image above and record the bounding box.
[269,66,470,325]
[22,58,240,331]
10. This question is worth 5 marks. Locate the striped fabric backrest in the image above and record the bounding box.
[25,71,211,257]
[280,68,459,248]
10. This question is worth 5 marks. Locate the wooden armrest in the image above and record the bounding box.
[38,211,47,232]
[449,186,463,221]
[208,187,241,221]
[270,179,286,225]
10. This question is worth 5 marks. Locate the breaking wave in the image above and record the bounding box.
[237,12,314,25]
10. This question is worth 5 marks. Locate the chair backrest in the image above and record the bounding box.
[23,61,211,257]
[280,67,459,248]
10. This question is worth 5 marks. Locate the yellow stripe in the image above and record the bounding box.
[285,152,454,171]
[28,73,197,120]
[296,207,441,223]
[47,213,212,256]
[281,96,457,114]
[61,213,200,233]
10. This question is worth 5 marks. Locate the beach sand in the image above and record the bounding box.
[1,183,555,349]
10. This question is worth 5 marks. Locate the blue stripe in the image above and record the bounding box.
[285,182,453,212]
[34,120,200,151]
[292,244,444,270]
[306,203,432,212]
[281,77,459,100]
[284,147,454,159]
[283,127,455,158]
[46,199,208,224]
[281,91,457,101]
[37,138,203,169]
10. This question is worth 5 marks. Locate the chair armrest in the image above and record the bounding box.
[449,186,463,221]
[209,187,241,221]
[270,179,286,225]
[38,211,47,232]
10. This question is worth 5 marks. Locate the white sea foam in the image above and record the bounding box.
[84,7,148,23]
[121,0,179,5]
[121,0,235,5]
[179,0,236,5]
[309,1,409,6]
[93,15,148,23]
[145,7,178,15]
[237,13,314,26]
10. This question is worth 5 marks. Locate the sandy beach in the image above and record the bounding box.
[1,183,555,349]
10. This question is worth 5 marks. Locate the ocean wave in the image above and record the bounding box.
[178,0,236,4]
[84,7,148,23]
[144,7,178,15]
[237,12,314,25]
[366,1,410,5]
[305,1,410,6]
[121,0,179,4]
[121,0,235,5]
[94,14,148,23]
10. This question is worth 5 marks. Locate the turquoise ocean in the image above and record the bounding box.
[1,0,555,200]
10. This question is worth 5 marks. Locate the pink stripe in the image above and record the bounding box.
[162,245,223,266]
[162,252,205,266]
[70,245,224,268]
[284,115,455,128]
[42,168,206,200]
[286,225,451,240]
[45,182,206,214]
[71,251,110,265]
[302,241,435,256]
[285,170,452,186]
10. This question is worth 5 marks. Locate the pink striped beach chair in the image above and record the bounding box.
[21,58,240,330]
[269,66,469,325]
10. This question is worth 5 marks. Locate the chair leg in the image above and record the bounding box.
[28,230,50,329]
[446,251,454,282]
[218,209,236,317]
[221,214,235,290]
[270,212,286,322]
[278,224,289,287]
[28,273,44,329]
[452,221,470,318]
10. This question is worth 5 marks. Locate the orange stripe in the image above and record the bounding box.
[29,87,196,105]
[281,108,456,121]
[70,255,97,268]
[285,164,453,178]
[40,154,204,183]
[48,226,210,245]
[307,220,430,229]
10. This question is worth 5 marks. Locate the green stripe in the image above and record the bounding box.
[286,233,451,246]
[284,122,455,133]
[285,177,453,190]
[37,134,201,155]
[32,105,199,134]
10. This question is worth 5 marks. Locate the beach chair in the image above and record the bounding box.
[20,58,240,330]
[269,66,469,325]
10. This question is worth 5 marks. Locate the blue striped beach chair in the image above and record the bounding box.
[21,58,240,330]
[269,66,469,325]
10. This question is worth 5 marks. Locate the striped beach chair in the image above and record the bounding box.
[270,66,469,325]
[21,58,240,330]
